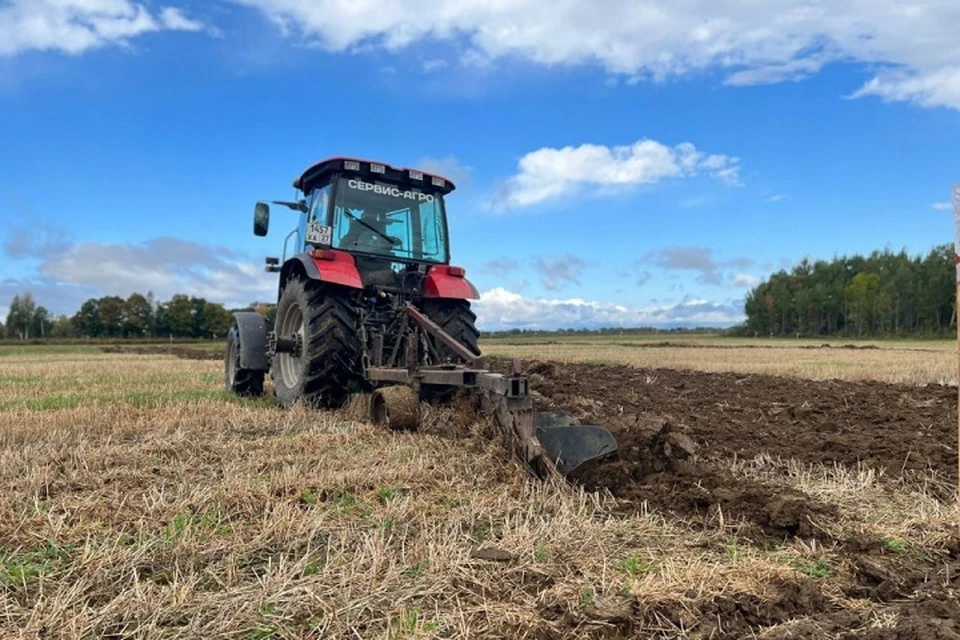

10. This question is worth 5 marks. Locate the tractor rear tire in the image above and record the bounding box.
[225,322,264,396]
[421,298,481,364]
[271,277,363,409]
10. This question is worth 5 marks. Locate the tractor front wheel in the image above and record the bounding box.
[271,277,363,409]
[225,322,264,396]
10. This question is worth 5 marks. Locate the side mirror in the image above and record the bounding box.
[253,202,270,236]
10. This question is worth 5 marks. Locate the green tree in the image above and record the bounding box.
[846,272,881,337]
[157,294,194,337]
[741,243,957,338]
[50,315,75,338]
[124,293,154,337]
[72,299,102,337]
[200,301,232,338]
[6,292,37,339]
[31,306,51,338]
[5,294,21,339]
[98,296,125,337]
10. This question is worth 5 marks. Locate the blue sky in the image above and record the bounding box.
[1,0,959,330]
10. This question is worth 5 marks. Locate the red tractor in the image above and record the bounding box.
[225,157,616,478]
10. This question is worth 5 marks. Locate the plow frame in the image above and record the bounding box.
[362,304,617,479]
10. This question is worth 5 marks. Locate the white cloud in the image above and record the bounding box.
[533,256,586,291]
[416,155,472,189]
[473,287,743,331]
[644,246,754,286]
[1,279,101,316]
[159,7,205,32]
[492,139,740,209]
[36,237,276,310]
[733,273,761,288]
[0,0,205,57]
[932,202,951,211]
[768,194,787,203]
[848,67,960,110]
[233,0,960,109]
[422,58,448,73]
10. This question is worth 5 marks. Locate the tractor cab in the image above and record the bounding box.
[255,157,457,291]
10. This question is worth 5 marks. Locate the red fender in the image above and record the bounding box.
[424,265,479,300]
[310,250,363,288]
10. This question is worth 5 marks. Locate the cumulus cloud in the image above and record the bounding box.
[768,194,787,203]
[634,271,652,287]
[493,139,740,209]
[533,256,586,291]
[0,0,205,57]
[421,58,448,73]
[3,223,72,258]
[0,226,276,315]
[0,277,99,319]
[932,202,951,211]
[644,246,755,286]
[848,67,960,110]
[473,288,743,331]
[39,237,276,309]
[732,273,761,288]
[159,7,204,32]
[415,155,472,189]
[233,0,960,110]
[479,259,520,278]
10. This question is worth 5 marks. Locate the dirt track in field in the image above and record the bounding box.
[100,345,223,360]
[503,358,960,639]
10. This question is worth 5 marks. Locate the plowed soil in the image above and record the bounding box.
[521,359,956,483]
[500,358,960,639]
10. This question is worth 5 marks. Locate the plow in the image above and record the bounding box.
[224,157,618,479]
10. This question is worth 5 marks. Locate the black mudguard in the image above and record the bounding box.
[232,311,270,371]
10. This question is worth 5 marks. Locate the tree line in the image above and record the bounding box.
[2,291,256,340]
[738,244,957,338]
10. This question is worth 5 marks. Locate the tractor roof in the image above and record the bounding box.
[293,157,456,196]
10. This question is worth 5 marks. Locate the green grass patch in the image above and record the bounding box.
[881,536,909,555]
[789,557,831,579]
[0,344,105,357]
[0,540,73,588]
[0,375,45,385]
[618,553,659,577]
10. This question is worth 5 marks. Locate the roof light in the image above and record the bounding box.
[344,160,360,171]
[431,176,445,187]
[409,170,423,180]
[370,163,386,174]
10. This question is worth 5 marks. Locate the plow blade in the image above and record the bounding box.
[535,411,619,476]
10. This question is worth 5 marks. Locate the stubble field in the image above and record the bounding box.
[1,336,958,639]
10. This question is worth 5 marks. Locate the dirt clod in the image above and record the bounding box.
[470,545,517,562]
